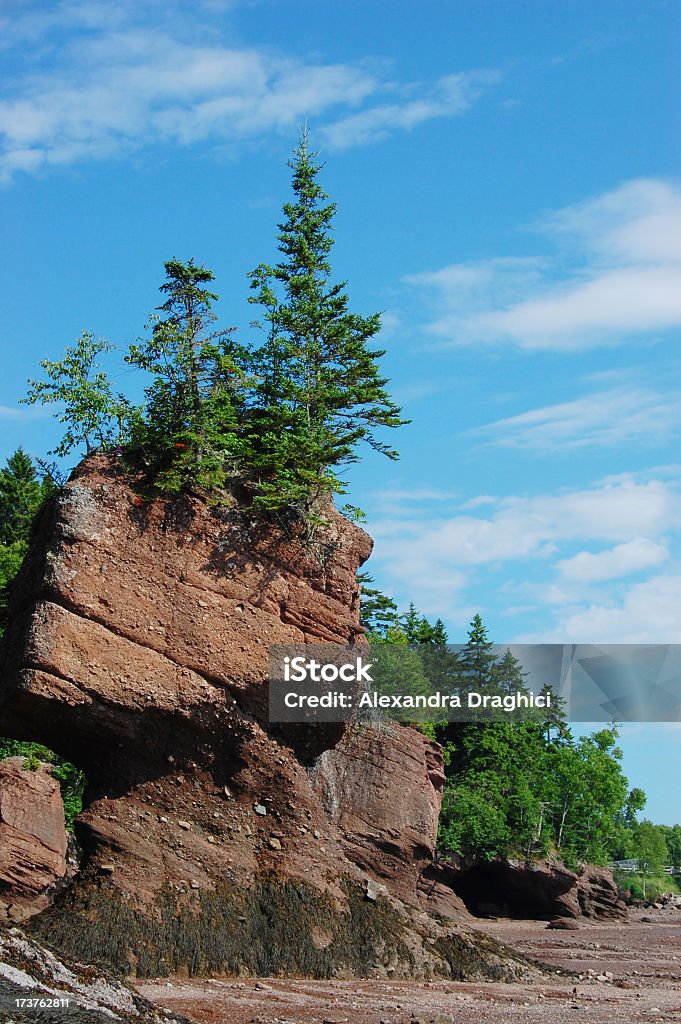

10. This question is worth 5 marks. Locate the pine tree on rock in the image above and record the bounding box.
[247,131,407,513]
[126,258,251,493]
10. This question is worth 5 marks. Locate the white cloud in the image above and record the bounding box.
[368,472,680,630]
[321,70,500,150]
[406,179,681,351]
[539,573,681,643]
[472,384,681,453]
[0,3,498,182]
[0,33,375,181]
[556,538,668,583]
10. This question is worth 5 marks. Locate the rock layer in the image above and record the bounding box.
[0,457,526,979]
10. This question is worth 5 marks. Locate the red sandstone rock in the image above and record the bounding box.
[310,725,453,911]
[438,856,627,923]
[556,863,628,922]
[0,757,68,921]
[1,457,518,978]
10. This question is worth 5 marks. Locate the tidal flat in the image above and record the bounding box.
[135,908,681,1024]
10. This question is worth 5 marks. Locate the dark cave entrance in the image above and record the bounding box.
[446,860,569,920]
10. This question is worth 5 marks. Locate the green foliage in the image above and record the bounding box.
[362,575,653,866]
[0,738,85,829]
[438,783,511,858]
[22,331,127,457]
[340,503,367,523]
[23,139,406,521]
[617,870,679,903]
[126,258,251,494]
[0,448,57,635]
[244,131,407,513]
[629,819,669,897]
[661,823,681,870]
[358,571,399,636]
[0,447,56,545]
[0,541,26,627]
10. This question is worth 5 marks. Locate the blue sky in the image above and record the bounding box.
[1,0,680,821]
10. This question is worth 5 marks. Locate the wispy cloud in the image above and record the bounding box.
[0,2,498,183]
[471,383,681,453]
[555,538,668,583]
[406,179,681,351]
[321,70,500,150]
[367,472,681,631]
[520,571,681,643]
[0,405,52,421]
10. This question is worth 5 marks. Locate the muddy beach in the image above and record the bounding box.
[135,909,681,1024]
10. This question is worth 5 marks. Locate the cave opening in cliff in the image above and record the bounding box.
[447,861,564,920]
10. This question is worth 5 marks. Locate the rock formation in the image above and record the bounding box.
[557,864,628,921]
[440,857,627,922]
[0,758,70,923]
[0,456,527,980]
[0,926,191,1023]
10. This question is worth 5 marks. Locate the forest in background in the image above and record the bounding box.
[360,572,681,900]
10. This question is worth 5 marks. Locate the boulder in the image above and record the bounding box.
[547,917,580,930]
[556,864,628,922]
[0,757,69,920]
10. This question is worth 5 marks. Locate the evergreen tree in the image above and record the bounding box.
[0,449,57,633]
[246,131,407,512]
[400,604,450,645]
[126,258,251,492]
[357,571,399,636]
[0,447,55,546]
[458,613,497,688]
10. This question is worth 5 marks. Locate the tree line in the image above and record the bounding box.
[360,574,680,893]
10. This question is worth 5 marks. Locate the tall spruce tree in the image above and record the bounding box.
[246,131,407,512]
[126,258,251,492]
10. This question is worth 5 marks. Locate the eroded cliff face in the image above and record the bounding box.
[0,456,517,980]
